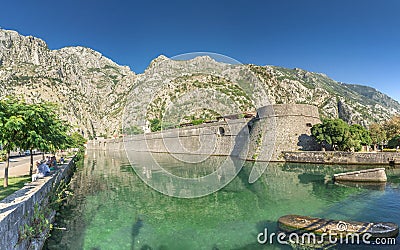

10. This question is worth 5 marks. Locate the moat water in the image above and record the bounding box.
[45,150,400,250]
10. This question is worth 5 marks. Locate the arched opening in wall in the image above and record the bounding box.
[218,127,225,136]
[306,123,312,127]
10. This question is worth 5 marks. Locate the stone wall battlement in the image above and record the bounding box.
[257,104,320,119]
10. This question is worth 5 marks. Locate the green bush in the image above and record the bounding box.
[192,119,205,125]
[150,118,161,132]
[125,125,144,135]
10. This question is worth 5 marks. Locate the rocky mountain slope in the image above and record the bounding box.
[0,28,399,138]
[248,65,400,126]
[0,29,136,138]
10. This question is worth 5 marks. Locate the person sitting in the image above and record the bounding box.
[32,161,42,182]
[31,160,51,182]
[60,157,65,164]
[51,156,57,168]
[46,156,51,166]
[41,160,51,174]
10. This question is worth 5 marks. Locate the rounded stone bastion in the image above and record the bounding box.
[247,104,321,162]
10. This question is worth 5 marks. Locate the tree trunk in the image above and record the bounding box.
[3,150,10,188]
[29,148,34,176]
[42,152,45,160]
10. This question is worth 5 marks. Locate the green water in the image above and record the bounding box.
[45,150,400,250]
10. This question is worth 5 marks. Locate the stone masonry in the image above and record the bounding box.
[88,104,321,162]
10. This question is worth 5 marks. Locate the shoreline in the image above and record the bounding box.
[86,140,400,166]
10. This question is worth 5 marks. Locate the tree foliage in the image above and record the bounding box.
[383,116,400,141]
[0,98,28,187]
[69,132,87,149]
[369,116,400,149]
[0,97,72,187]
[311,118,371,152]
[388,135,400,149]
[347,124,372,152]
[150,118,161,132]
[369,123,386,146]
[311,119,349,151]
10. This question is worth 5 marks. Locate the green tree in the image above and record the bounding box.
[20,102,71,175]
[388,135,400,149]
[312,119,371,152]
[369,123,386,151]
[0,98,27,187]
[347,124,372,151]
[69,132,87,149]
[311,118,350,151]
[383,116,400,141]
[0,98,73,185]
[44,116,71,154]
[192,119,205,125]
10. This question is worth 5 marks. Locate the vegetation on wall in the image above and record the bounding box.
[150,118,161,132]
[123,125,144,135]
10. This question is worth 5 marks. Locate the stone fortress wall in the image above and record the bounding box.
[88,104,321,162]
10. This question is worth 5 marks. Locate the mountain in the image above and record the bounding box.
[0,28,399,138]
[248,66,400,125]
[0,29,135,138]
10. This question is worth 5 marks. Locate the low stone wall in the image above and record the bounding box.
[283,151,400,165]
[0,157,76,250]
[88,138,125,151]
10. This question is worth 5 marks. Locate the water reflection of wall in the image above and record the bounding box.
[47,150,379,250]
[76,151,366,205]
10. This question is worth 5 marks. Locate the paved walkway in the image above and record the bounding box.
[0,155,49,178]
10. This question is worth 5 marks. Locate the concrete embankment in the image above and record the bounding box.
[333,168,387,182]
[283,151,400,165]
[0,157,77,250]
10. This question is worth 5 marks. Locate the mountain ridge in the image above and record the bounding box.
[0,28,398,138]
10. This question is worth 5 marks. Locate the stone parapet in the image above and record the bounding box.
[0,157,76,249]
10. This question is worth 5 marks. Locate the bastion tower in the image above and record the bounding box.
[248,104,321,162]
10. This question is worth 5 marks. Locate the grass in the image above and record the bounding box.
[0,175,31,201]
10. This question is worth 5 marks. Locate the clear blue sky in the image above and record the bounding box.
[1,0,399,101]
